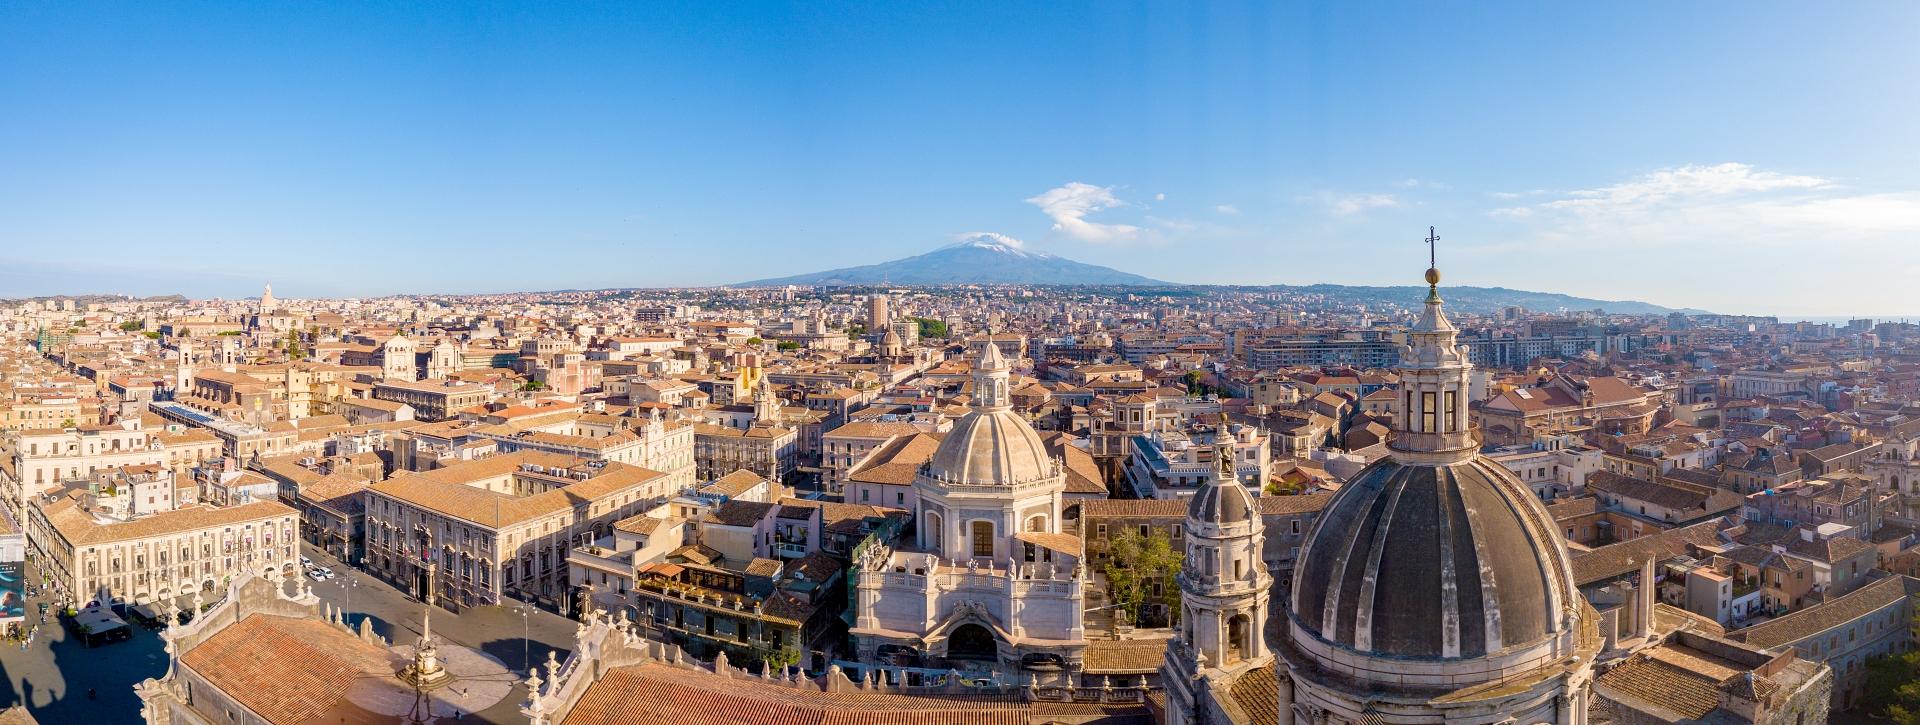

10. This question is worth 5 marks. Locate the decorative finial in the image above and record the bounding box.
[1423,226,1442,288]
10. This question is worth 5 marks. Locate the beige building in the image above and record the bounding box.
[692,421,797,482]
[0,395,103,431]
[470,412,696,495]
[2,418,221,518]
[28,481,298,606]
[370,378,494,421]
[363,451,669,611]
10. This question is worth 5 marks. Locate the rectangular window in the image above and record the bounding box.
[1444,391,1457,432]
[1422,392,1437,434]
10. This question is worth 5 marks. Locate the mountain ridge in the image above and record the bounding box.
[735,235,1167,287]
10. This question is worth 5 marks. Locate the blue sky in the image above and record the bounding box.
[3,2,1918,317]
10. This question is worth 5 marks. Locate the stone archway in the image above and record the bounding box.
[1227,613,1251,662]
[948,623,997,661]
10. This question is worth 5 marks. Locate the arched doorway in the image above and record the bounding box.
[1227,613,1251,662]
[949,623,997,661]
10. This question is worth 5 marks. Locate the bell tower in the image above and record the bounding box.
[1394,226,1475,461]
[1161,425,1272,724]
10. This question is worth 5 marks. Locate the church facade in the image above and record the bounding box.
[850,342,1089,682]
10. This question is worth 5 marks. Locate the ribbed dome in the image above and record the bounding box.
[1188,474,1255,525]
[1291,455,1577,661]
[926,409,1055,486]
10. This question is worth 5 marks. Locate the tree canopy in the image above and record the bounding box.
[1101,528,1184,628]
[912,317,948,339]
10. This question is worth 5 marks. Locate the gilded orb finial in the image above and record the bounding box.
[1425,267,1441,286]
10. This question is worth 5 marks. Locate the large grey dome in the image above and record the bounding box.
[1291,455,1577,661]
[925,409,1055,486]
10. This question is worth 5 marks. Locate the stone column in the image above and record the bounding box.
[1275,670,1295,725]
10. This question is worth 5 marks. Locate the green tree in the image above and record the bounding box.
[1863,611,1920,723]
[1101,528,1184,628]
[285,329,305,360]
[142,331,161,340]
[845,324,867,339]
[746,337,765,346]
[912,317,948,339]
[776,340,800,351]
[763,639,804,675]
[521,380,546,392]
[1183,370,1209,397]
[118,320,143,332]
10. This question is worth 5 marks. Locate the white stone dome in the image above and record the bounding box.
[926,408,1055,486]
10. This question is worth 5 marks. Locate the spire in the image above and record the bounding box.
[972,337,1011,410]
[1393,226,1475,457]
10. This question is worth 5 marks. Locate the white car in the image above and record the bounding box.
[300,556,313,567]
[306,570,326,582]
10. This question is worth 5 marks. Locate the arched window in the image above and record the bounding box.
[925,512,944,552]
[1227,613,1251,662]
[971,520,994,558]
[1026,515,1046,532]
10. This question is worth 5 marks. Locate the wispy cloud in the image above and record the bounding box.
[1396,178,1449,190]
[1488,189,1547,200]
[1214,204,1240,215]
[1308,193,1399,216]
[1025,182,1141,243]
[952,231,1025,248]
[1488,162,1920,249]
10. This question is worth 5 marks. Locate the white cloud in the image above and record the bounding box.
[1214,204,1240,215]
[1154,193,1166,201]
[1540,163,1830,212]
[1025,182,1141,243]
[1489,162,1920,249]
[1147,216,1197,233]
[1396,178,1450,190]
[1324,193,1399,216]
[953,231,1025,248]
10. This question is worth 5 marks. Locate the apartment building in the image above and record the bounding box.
[363,451,668,611]
[2,418,221,517]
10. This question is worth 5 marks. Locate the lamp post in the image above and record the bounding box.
[515,606,530,674]
[343,577,358,628]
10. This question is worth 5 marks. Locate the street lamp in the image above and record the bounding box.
[515,606,530,674]
[343,577,358,628]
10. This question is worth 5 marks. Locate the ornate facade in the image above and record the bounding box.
[851,343,1088,682]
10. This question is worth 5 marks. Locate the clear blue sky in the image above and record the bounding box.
[3,2,1917,317]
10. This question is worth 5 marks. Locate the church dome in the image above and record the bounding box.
[1290,455,1579,663]
[1187,472,1255,525]
[926,409,1055,486]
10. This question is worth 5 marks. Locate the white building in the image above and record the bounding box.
[850,343,1087,681]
